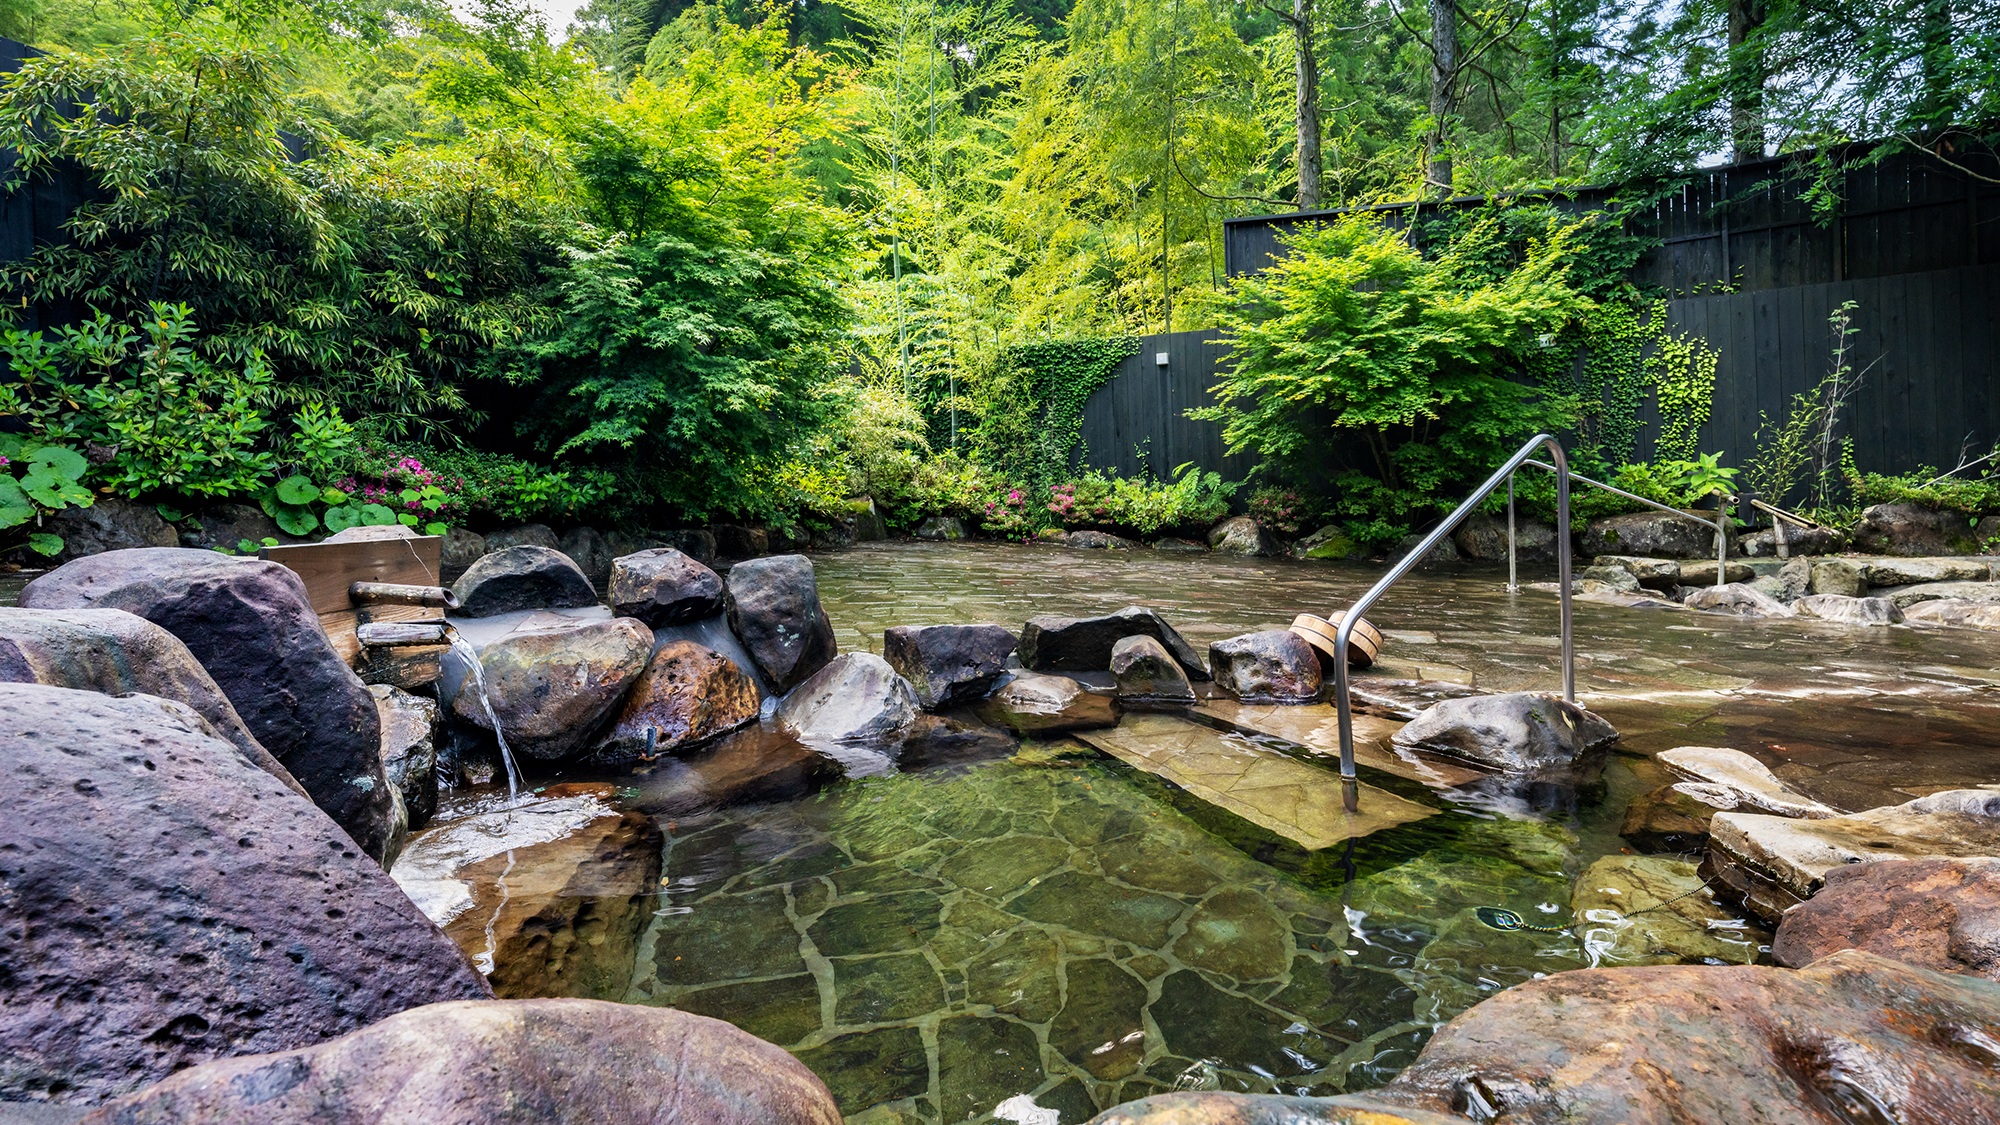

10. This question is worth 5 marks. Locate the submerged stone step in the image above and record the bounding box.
[1074,712,1433,850]
[1194,699,1489,789]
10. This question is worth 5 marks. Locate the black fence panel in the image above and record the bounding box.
[1224,145,2000,296]
[1075,330,1257,481]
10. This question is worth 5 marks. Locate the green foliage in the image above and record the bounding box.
[972,338,1140,485]
[1663,452,1738,504]
[1198,212,1590,545]
[0,434,94,557]
[1845,463,2000,517]
[339,444,614,527]
[1246,485,1314,536]
[1741,301,1869,516]
[1045,462,1237,536]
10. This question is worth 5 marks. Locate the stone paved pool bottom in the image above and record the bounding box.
[621,750,1616,1124]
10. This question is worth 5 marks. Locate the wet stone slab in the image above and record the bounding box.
[1076,712,1435,849]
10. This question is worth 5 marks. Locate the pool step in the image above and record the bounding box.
[1074,712,1433,850]
[1194,700,1491,790]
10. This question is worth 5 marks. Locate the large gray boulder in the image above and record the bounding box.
[1591,554,1681,589]
[882,623,1018,710]
[20,549,401,866]
[452,545,600,618]
[1871,579,2000,608]
[1207,515,1281,557]
[915,516,967,541]
[1110,634,1195,702]
[1852,501,1978,555]
[1208,629,1321,703]
[725,554,837,693]
[1903,599,2000,630]
[0,606,302,798]
[560,525,614,588]
[0,684,490,1106]
[48,495,178,563]
[1455,512,1558,562]
[773,652,918,743]
[72,999,842,1125]
[1773,858,2000,980]
[1580,510,1727,558]
[592,640,760,763]
[1706,789,2000,924]
[1392,691,1618,771]
[609,547,725,627]
[451,618,654,761]
[1019,606,1208,680]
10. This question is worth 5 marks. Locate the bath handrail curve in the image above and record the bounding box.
[1330,433,1574,782]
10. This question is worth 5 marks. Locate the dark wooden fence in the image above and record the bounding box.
[1079,262,2000,484]
[0,36,102,330]
[1223,145,2000,295]
[1075,330,1254,480]
[1659,262,2000,478]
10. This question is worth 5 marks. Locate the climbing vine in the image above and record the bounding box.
[1643,302,1721,464]
[974,337,1140,485]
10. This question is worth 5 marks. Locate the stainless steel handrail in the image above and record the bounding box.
[1330,434,1574,784]
[1515,459,1732,590]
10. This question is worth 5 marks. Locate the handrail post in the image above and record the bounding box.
[1715,501,1728,587]
[1506,473,1518,592]
[1333,434,1576,785]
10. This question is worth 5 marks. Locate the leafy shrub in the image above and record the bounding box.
[1043,464,1236,537]
[1247,485,1314,536]
[0,437,92,557]
[1197,212,1591,547]
[343,443,614,527]
[1845,462,2000,516]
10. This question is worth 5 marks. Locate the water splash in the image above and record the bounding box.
[447,630,521,799]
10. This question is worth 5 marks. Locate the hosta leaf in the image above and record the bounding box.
[26,532,63,556]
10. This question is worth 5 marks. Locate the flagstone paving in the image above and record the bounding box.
[623,757,1591,1124]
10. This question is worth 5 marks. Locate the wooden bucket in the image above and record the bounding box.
[1290,612,1382,670]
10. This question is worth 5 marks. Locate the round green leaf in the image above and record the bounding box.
[320,487,350,505]
[358,503,397,525]
[423,522,448,536]
[276,475,320,505]
[28,445,88,481]
[26,532,63,556]
[273,506,320,537]
[323,504,362,534]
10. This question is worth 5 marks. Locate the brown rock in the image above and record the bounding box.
[450,618,655,760]
[1356,950,2000,1125]
[372,683,439,829]
[452,545,600,618]
[442,808,664,999]
[1110,634,1195,702]
[593,640,760,763]
[0,684,489,1105]
[1705,789,2000,924]
[1773,857,2000,980]
[1619,782,1736,852]
[1019,606,1208,681]
[484,523,561,552]
[74,999,842,1125]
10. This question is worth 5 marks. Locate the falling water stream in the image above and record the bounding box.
[447,629,522,800]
